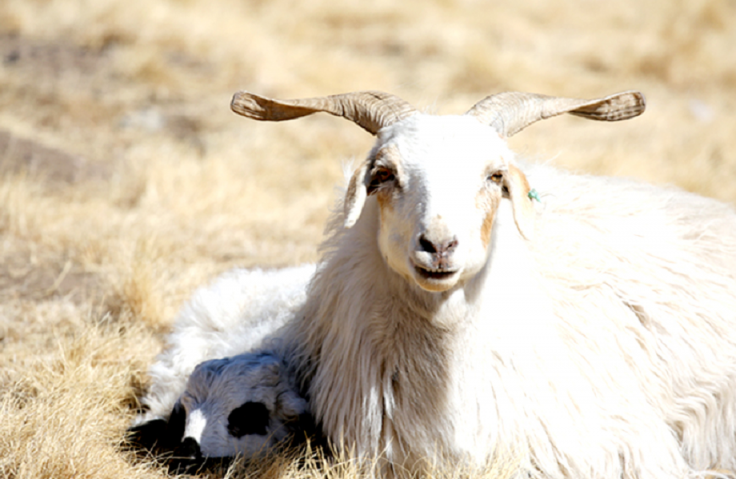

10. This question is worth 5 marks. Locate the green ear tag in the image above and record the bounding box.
[527,188,541,202]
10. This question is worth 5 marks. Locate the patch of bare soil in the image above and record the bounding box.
[0,35,116,304]
[0,129,111,184]
[0,32,111,78]
[0,240,105,304]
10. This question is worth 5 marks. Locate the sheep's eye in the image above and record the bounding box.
[368,167,396,195]
[487,172,504,185]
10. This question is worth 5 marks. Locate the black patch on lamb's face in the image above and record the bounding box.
[176,436,202,461]
[166,401,187,445]
[126,418,168,452]
[227,401,270,437]
[125,401,187,455]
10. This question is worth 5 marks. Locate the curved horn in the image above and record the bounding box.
[466,90,646,138]
[231,90,416,135]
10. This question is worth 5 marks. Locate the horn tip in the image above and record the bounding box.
[613,90,647,118]
[230,91,261,117]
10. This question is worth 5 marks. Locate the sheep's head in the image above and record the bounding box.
[344,116,535,292]
[231,89,645,292]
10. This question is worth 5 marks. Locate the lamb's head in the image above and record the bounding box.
[169,352,315,460]
[231,89,645,292]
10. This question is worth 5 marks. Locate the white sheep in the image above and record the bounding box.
[228,90,736,479]
[129,264,314,456]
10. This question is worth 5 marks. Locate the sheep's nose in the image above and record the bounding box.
[418,234,458,256]
[177,437,202,461]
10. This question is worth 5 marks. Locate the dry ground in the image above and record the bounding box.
[0,0,735,477]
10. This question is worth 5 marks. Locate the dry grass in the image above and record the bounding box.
[0,0,735,477]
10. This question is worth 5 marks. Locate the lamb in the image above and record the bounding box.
[153,351,316,463]
[129,264,314,457]
[174,352,317,459]
[228,90,736,479]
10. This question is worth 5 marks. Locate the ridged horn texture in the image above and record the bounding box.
[230,90,416,135]
[466,90,646,138]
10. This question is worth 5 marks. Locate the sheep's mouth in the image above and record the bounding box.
[414,265,458,281]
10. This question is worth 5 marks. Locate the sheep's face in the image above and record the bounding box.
[170,353,315,460]
[345,114,535,293]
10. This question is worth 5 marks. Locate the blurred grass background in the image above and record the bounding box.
[0,0,735,477]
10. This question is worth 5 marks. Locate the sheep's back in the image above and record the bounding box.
[526,163,736,469]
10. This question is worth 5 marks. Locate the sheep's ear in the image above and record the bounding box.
[344,161,370,228]
[504,164,535,240]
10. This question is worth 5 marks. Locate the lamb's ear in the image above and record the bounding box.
[504,164,535,240]
[126,418,169,452]
[343,161,370,228]
[163,400,187,448]
[126,401,187,452]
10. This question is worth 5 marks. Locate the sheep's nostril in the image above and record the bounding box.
[445,238,458,253]
[418,235,438,253]
[418,235,459,256]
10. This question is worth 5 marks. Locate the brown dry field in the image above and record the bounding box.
[1,0,735,477]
